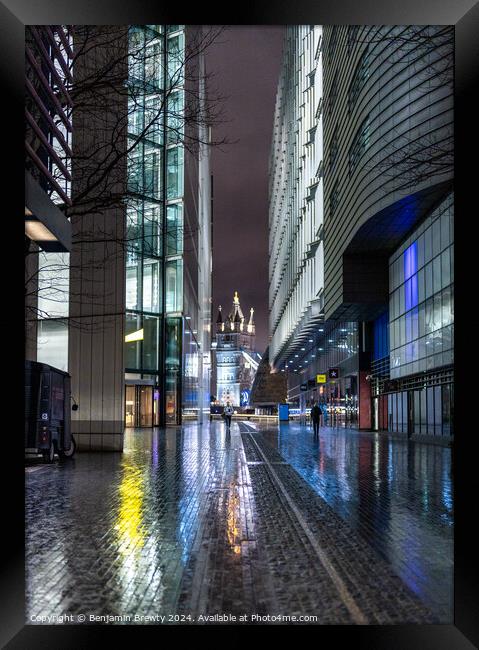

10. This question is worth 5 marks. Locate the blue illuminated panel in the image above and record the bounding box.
[404,242,418,311]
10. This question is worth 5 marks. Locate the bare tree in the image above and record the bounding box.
[338,25,454,189]
[25,25,230,333]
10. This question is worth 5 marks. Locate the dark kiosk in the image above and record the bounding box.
[25,360,77,462]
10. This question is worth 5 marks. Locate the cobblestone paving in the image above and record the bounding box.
[251,420,453,621]
[25,421,450,625]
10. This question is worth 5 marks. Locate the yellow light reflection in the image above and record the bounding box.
[115,459,146,557]
[226,485,241,555]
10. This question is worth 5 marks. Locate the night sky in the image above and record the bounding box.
[205,26,285,355]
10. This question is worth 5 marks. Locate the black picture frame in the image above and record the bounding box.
[3,0,478,647]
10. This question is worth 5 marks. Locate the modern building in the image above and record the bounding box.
[213,292,260,408]
[25,25,212,450]
[269,26,454,441]
[123,25,212,429]
[25,25,73,252]
[25,26,73,367]
[268,25,325,408]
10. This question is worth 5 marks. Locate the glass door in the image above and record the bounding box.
[139,386,153,427]
[125,385,136,427]
[125,384,155,427]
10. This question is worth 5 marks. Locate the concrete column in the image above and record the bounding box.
[68,27,128,451]
[359,370,372,430]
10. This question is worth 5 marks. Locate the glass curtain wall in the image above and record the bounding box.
[125,25,163,389]
[386,192,454,439]
[389,194,454,379]
[164,26,185,424]
[125,25,185,426]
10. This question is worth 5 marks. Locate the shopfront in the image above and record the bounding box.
[125,379,160,428]
[385,379,453,440]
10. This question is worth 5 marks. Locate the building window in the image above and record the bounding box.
[145,40,163,89]
[37,319,69,372]
[143,149,161,197]
[329,72,338,115]
[329,126,339,172]
[328,26,338,61]
[167,32,185,86]
[316,160,324,181]
[347,26,360,54]
[143,315,159,371]
[315,34,323,59]
[348,47,371,112]
[166,259,183,313]
[389,194,454,379]
[329,181,340,216]
[143,204,161,257]
[315,97,323,120]
[167,146,184,199]
[167,91,184,144]
[306,124,317,145]
[349,115,371,174]
[167,203,183,255]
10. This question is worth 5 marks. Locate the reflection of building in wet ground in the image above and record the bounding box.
[26,420,452,623]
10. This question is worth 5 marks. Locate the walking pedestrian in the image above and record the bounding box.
[224,401,234,430]
[310,401,321,437]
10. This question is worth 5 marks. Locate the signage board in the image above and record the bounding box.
[316,374,327,384]
[300,383,308,391]
[278,403,289,421]
[329,368,339,379]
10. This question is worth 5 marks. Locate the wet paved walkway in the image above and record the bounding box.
[25,420,453,625]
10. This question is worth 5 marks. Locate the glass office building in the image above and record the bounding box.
[124,25,211,427]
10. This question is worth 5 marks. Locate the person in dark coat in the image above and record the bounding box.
[224,402,234,430]
[310,402,321,437]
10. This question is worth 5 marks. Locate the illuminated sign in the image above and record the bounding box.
[125,328,144,343]
[240,389,250,407]
[329,368,339,379]
[316,374,327,384]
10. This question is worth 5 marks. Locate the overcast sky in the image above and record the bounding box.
[205,26,285,354]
